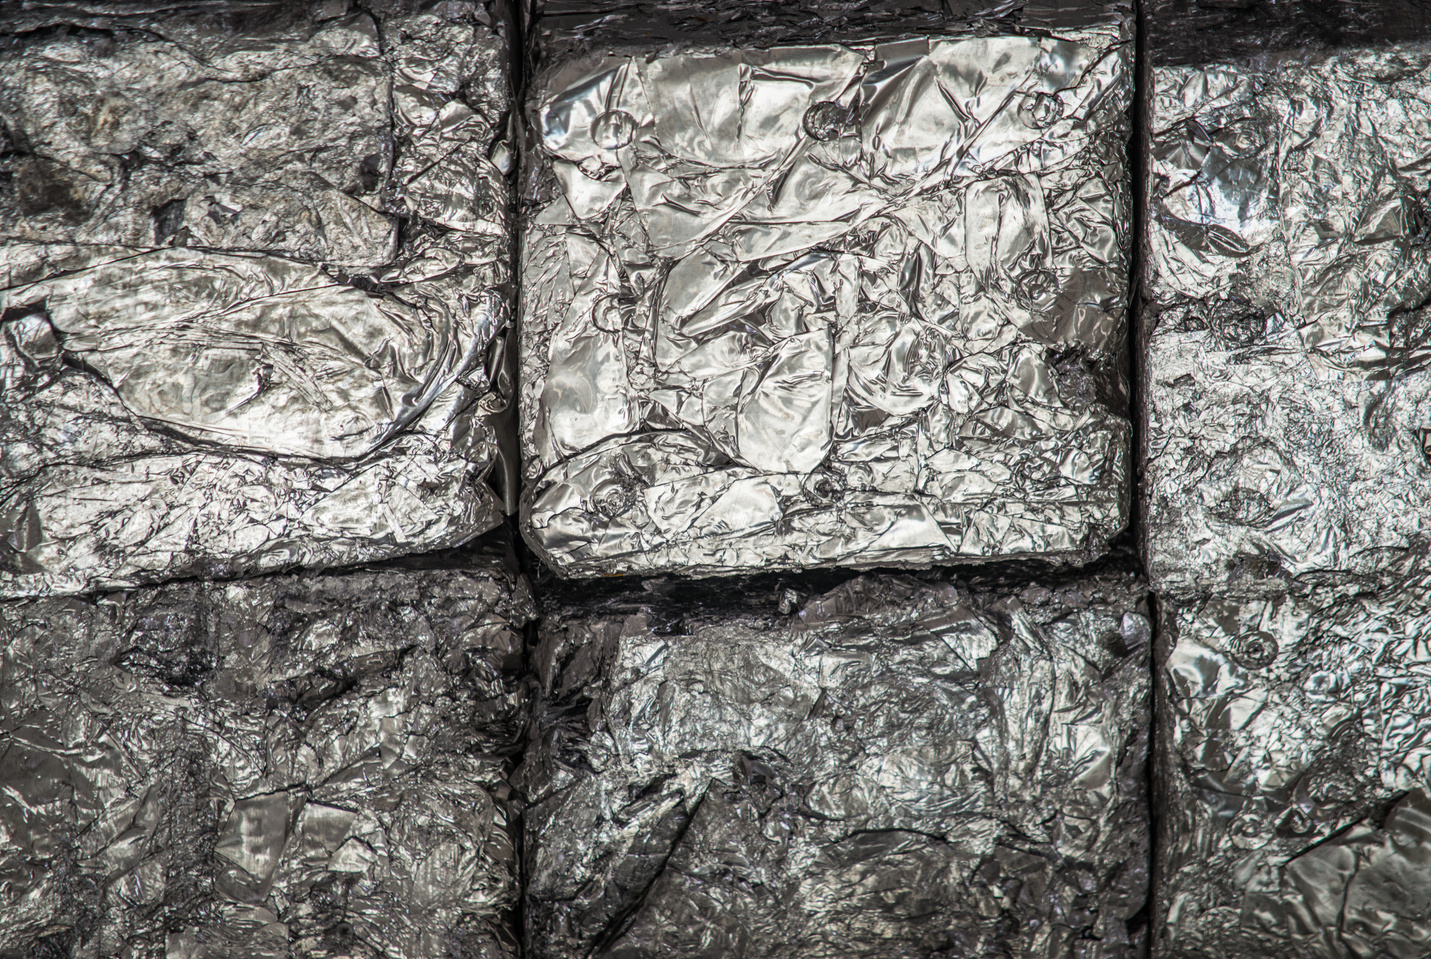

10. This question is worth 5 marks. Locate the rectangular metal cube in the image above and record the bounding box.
[519,0,1134,576]
[1141,0,1431,592]
[520,568,1151,958]
[0,1,518,597]
[1156,585,1431,958]
[0,548,535,959]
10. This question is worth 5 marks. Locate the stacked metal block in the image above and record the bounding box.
[12,0,1431,955]
[519,0,1135,576]
[1,0,518,597]
[522,570,1151,958]
[0,549,535,958]
[1141,2,1431,955]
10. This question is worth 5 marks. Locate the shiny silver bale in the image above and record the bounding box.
[0,1,518,598]
[1157,585,1431,958]
[520,569,1151,957]
[520,0,1134,576]
[0,550,535,959]
[1141,2,1431,593]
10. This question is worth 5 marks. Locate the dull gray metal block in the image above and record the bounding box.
[0,547,535,959]
[1157,584,1431,958]
[521,568,1151,958]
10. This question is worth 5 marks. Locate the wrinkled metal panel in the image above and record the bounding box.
[1141,2,1431,593]
[0,547,535,959]
[521,568,1150,958]
[520,0,1133,576]
[0,0,517,598]
[1156,586,1431,958]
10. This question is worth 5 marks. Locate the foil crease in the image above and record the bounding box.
[0,547,536,959]
[1157,586,1431,958]
[520,569,1151,957]
[1142,12,1431,592]
[0,0,517,598]
[519,1,1134,577]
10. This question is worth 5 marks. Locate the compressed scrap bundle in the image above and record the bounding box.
[0,552,535,959]
[1140,0,1431,593]
[520,0,1135,576]
[0,0,518,597]
[1157,587,1431,958]
[521,569,1151,957]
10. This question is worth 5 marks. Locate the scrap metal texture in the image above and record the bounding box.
[1157,586,1431,958]
[520,569,1151,958]
[0,551,536,959]
[0,0,518,598]
[1141,1,1431,593]
[519,0,1134,576]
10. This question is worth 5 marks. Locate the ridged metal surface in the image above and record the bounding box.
[519,0,1133,576]
[521,567,1150,958]
[0,547,535,959]
[0,0,517,598]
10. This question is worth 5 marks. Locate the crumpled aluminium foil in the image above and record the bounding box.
[0,1,517,598]
[520,569,1151,957]
[1157,586,1431,958]
[1142,19,1431,593]
[520,1,1133,576]
[0,550,535,959]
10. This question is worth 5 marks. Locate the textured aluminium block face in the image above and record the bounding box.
[1157,587,1431,958]
[521,571,1151,958]
[0,557,536,959]
[0,1,517,597]
[520,2,1134,576]
[1142,8,1431,592]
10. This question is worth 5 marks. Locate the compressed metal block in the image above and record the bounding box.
[1141,0,1431,593]
[0,0,517,597]
[520,568,1151,958]
[0,548,535,959]
[1157,586,1431,958]
[519,0,1134,576]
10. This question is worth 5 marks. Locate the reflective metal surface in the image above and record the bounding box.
[0,1,517,598]
[1157,585,1431,958]
[520,0,1134,576]
[1142,12,1431,593]
[520,568,1151,958]
[0,546,535,959]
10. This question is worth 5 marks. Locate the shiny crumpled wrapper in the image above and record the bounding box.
[0,0,517,598]
[520,0,1133,576]
[1157,585,1431,958]
[520,568,1151,957]
[1142,4,1431,593]
[0,545,535,959]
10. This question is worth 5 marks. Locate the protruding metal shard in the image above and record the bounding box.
[521,567,1151,957]
[0,543,535,958]
[0,1,518,598]
[519,0,1134,577]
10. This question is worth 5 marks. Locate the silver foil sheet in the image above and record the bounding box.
[1142,7,1431,593]
[519,0,1134,576]
[1157,585,1431,958]
[0,545,535,959]
[520,568,1151,957]
[0,0,517,598]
